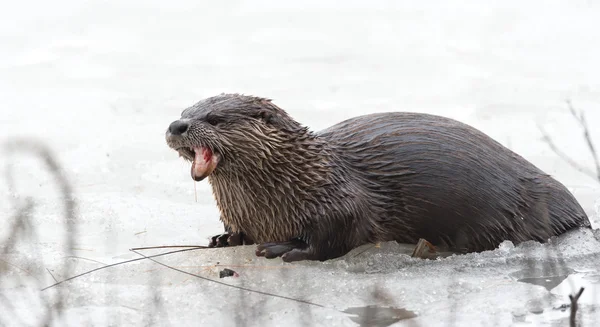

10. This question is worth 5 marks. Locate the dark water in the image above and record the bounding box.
[343,305,417,327]
[509,263,574,291]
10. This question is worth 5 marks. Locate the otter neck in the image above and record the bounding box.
[208,131,341,243]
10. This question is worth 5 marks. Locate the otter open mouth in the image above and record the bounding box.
[177,146,220,181]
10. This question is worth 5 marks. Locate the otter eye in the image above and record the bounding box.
[205,115,220,126]
[253,110,273,124]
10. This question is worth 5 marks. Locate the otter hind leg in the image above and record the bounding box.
[255,237,353,262]
[255,239,318,262]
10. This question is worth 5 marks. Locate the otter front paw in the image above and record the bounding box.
[208,233,230,247]
[255,239,312,262]
[208,232,254,247]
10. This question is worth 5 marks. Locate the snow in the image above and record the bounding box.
[1,0,600,326]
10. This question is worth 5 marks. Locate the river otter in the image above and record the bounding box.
[165,93,591,262]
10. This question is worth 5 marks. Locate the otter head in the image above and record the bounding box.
[165,93,307,182]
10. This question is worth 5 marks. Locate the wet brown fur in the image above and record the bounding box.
[166,93,591,261]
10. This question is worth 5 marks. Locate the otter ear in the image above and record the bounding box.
[250,107,298,130]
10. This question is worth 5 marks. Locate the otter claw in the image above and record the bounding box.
[208,233,230,247]
[208,232,254,248]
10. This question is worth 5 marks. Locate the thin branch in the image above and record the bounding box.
[64,256,109,266]
[130,249,328,309]
[566,100,600,181]
[46,268,58,283]
[538,100,600,183]
[0,258,40,281]
[538,124,597,180]
[3,139,77,325]
[41,247,206,291]
[569,287,585,327]
[130,245,208,251]
[1,198,35,255]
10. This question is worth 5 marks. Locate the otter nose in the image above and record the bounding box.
[168,120,189,135]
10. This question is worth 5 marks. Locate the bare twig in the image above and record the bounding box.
[566,100,600,181]
[539,101,600,183]
[569,287,585,327]
[64,256,109,266]
[2,139,79,325]
[1,197,35,255]
[130,245,208,251]
[539,125,598,181]
[0,258,36,279]
[46,268,58,283]
[130,249,328,309]
[41,247,205,291]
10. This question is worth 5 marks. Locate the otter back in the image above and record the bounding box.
[318,112,591,252]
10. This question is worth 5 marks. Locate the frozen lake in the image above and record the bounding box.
[1,0,600,326]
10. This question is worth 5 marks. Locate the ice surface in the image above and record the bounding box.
[2,0,600,326]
